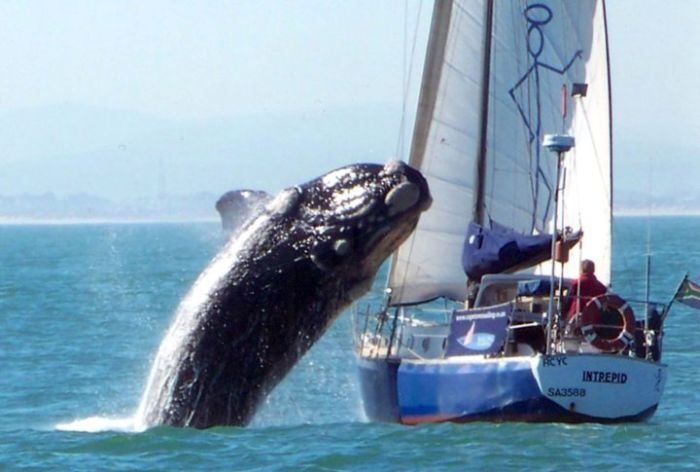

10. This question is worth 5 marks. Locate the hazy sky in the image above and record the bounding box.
[1,0,699,210]
[0,0,423,118]
[608,0,700,209]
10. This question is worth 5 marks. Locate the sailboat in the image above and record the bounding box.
[353,0,672,424]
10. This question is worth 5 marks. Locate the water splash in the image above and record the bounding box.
[133,214,269,427]
[55,415,145,433]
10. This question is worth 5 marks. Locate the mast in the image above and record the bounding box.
[473,0,494,226]
[603,0,614,281]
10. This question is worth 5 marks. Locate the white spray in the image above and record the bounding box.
[132,213,271,428]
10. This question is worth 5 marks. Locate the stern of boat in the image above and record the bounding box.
[531,353,667,421]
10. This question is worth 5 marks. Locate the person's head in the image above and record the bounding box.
[581,259,595,275]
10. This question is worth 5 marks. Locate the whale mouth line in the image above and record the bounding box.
[363,224,393,252]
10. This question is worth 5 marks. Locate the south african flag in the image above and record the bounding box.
[674,276,700,310]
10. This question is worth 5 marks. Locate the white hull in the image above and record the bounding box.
[532,353,666,419]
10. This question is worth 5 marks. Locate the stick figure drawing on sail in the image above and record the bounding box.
[509,3,582,231]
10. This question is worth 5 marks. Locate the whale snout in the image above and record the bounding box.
[350,160,431,261]
[382,160,432,215]
[385,182,420,217]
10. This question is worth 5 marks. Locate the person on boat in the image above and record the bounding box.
[566,259,607,319]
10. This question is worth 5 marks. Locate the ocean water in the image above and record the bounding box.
[1,217,698,470]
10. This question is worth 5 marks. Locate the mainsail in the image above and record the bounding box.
[388,0,612,305]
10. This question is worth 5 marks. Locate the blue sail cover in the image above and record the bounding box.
[462,221,553,280]
[517,279,555,297]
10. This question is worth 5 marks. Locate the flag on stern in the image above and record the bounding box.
[674,276,700,309]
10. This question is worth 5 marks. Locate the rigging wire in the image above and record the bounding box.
[395,0,424,162]
[389,0,425,302]
[644,147,653,303]
[397,0,408,160]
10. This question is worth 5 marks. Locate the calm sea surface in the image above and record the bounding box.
[1,217,698,470]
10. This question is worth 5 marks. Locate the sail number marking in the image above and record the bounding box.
[547,387,586,397]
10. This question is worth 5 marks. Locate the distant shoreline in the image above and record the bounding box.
[614,210,700,217]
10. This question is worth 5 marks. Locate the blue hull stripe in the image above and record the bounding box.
[397,358,538,421]
[358,358,657,424]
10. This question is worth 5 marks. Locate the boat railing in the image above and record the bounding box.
[352,302,453,360]
[353,295,666,361]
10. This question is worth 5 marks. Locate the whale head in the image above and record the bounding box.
[264,160,431,291]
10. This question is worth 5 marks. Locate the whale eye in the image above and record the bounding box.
[310,253,333,272]
[310,240,334,271]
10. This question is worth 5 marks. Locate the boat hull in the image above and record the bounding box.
[358,353,666,424]
[357,357,401,423]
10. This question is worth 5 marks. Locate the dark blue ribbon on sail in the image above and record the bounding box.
[461,221,581,281]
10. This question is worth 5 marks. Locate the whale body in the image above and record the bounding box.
[137,161,431,428]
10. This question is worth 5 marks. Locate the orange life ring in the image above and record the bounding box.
[580,294,635,352]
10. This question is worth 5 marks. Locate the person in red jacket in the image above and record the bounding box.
[566,259,607,319]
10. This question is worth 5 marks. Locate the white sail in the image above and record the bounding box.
[558,2,612,285]
[388,0,489,305]
[389,0,612,305]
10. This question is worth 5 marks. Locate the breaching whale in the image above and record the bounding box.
[137,161,431,428]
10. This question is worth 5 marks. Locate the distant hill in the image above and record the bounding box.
[0,103,407,207]
[614,128,700,215]
[2,103,698,220]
